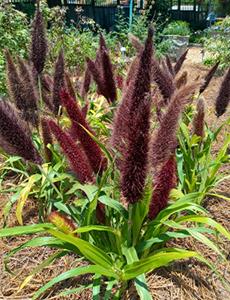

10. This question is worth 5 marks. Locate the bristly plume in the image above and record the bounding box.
[48,211,76,235]
[80,63,91,99]
[174,49,188,75]
[128,33,143,53]
[199,61,219,94]
[61,90,107,174]
[112,27,154,164]
[18,58,39,127]
[151,84,196,167]
[52,49,65,115]
[48,119,94,183]
[121,96,152,204]
[65,72,76,101]
[165,55,175,77]
[99,33,107,51]
[41,74,53,93]
[0,100,42,164]
[125,56,140,88]
[175,70,188,90]
[193,98,205,138]
[149,155,177,220]
[215,66,230,117]
[30,4,47,74]
[41,118,53,162]
[5,50,25,112]
[152,58,175,103]
[100,48,117,103]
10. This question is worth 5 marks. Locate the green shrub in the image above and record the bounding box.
[162,20,191,36]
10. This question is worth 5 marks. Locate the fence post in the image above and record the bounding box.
[91,0,95,22]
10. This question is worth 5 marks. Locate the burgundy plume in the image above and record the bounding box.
[215,66,230,117]
[30,5,47,74]
[165,55,175,77]
[0,100,42,164]
[121,96,152,204]
[151,84,196,167]
[149,155,177,220]
[152,58,175,103]
[174,49,188,75]
[128,33,143,53]
[52,49,65,115]
[193,98,205,138]
[5,50,25,112]
[65,72,76,101]
[41,118,53,162]
[199,62,219,94]
[100,48,117,103]
[17,58,39,127]
[125,56,140,88]
[112,27,154,164]
[175,71,188,90]
[80,64,91,99]
[61,90,107,174]
[48,119,94,183]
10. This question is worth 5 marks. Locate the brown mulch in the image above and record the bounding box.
[0,47,230,299]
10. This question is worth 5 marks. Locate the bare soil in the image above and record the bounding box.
[0,47,229,299]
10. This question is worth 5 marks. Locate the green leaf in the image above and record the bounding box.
[99,195,128,219]
[122,248,209,280]
[47,228,117,274]
[75,225,119,236]
[0,223,54,238]
[122,247,152,300]
[32,265,115,300]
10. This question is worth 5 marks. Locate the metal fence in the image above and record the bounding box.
[169,0,208,29]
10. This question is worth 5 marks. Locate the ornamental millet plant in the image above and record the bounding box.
[0,9,230,298]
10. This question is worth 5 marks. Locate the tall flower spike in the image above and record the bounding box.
[199,61,219,94]
[175,70,188,90]
[41,118,53,162]
[151,84,196,167]
[18,58,39,127]
[41,74,53,93]
[0,100,42,164]
[100,48,117,103]
[61,90,107,174]
[65,72,76,101]
[112,27,153,162]
[193,98,205,138]
[5,50,25,112]
[151,58,175,103]
[128,33,143,53]
[48,119,94,183]
[52,49,65,115]
[215,66,230,117]
[80,63,91,99]
[125,56,140,88]
[165,55,175,77]
[149,155,177,220]
[121,96,152,203]
[174,49,188,75]
[30,3,47,74]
